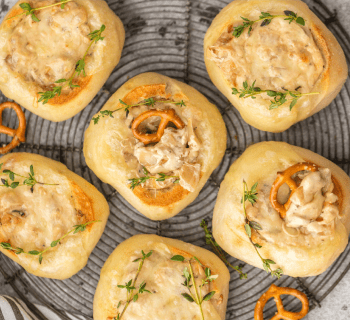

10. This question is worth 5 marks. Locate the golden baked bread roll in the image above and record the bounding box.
[84,72,227,221]
[213,141,350,277]
[93,234,230,320]
[0,153,109,279]
[0,0,125,122]
[204,0,348,132]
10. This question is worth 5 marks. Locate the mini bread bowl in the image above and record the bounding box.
[204,0,348,132]
[93,234,230,320]
[0,0,125,122]
[84,72,227,221]
[0,152,109,279]
[213,141,350,277]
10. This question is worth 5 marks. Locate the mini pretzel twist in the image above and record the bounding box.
[131,109,185,145]
[0,102,26,154]
[254,284,309,320]
[269,162,319,219]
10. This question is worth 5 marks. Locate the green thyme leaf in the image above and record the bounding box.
[244,223,252,238]
[203,291,216,301]
[28,250,41,255]
[31,13,40,22]
[171,255,185,262]
[296,16,305,26]
[249,221,262,231]
[19,3,32,11]
[51,240,60,247]
[181,293,194,302]
[193,256,203,266]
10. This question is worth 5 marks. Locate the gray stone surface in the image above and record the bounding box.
[1,0,350,319]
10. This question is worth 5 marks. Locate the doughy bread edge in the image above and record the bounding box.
[213,141,350,277]
[0,152,110,279]
[203,0,348,133]
[83,72,227,221]
[93,234,230,320]
[0,0,125,122]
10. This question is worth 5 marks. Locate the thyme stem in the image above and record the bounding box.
[6,1,72,21]
[115,251,152,320]
[93,98,186,124]
[129,168,179,190]
[242,181,283,278]
[38,24,106,104]
[233,11,306,38]
[171,255,217,320]
[188,260,205,320]
[0,164,58,190]
[232,81,320,111]
[119,259,144,318]
[0,220,101,264]
[200,220,247,279]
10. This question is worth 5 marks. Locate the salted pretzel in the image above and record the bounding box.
[131,108,185,145]
[254,284,309,320]
[270,162,319,219]
[0,102,26,154]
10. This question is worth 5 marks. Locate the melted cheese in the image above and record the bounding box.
[107,248,221,320]
[247,166,339,247]
[0,160,90,252]
[208,15,324,95]
[121,99,202,192]
[5,0,90,89]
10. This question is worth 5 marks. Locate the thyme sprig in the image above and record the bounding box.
[92,98,186,124]
[114,250,153,320]
[7,0,71,22]
[242,181,258,205]
[242,181,283,278]
[171,255,217,320]
[0,220,101,264]
[232,81,320,110]
[38,25,106,104]
[200,220,247,279]
[0,163,58,191]
[233,11,305,38]
[128,167,179,190]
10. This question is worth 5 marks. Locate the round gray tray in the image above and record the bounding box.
[0,0,350,319]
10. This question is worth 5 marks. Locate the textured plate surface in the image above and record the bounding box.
[0,0,350,319]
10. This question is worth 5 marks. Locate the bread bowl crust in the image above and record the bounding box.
[213,141,350,277]
[93,234,230,320]
[0,0,125,122]
[83,72,227,221]
[0,152,109,279]
[204,0,348,133]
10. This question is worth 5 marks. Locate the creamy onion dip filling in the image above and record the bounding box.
[0,162,85,252]
[5,0,90,91]
[121,98,203,194]
[247,166,339,247]
[208,14,324,102]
